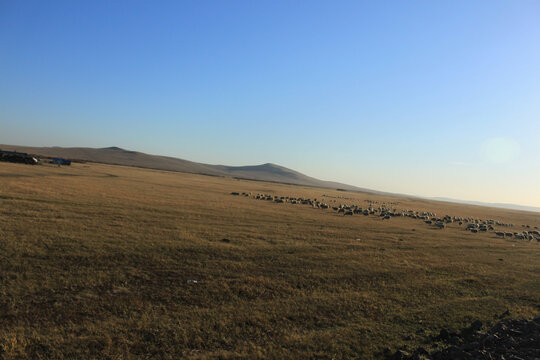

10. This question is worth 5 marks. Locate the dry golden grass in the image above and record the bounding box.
[0,162,539,359]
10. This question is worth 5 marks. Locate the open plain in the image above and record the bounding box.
[0,161,539,359]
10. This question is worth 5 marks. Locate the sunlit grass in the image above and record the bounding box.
[0,162,539,359]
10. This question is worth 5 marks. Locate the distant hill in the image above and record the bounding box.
[0,144,376,193]
[429,197,540,214]
[1,145,224,176]
[3,144,538,213]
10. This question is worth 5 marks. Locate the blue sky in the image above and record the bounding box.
[1,1,539,206]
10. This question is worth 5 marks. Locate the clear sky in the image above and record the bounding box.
[1,1,539,207]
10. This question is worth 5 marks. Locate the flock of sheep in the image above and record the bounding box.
[230,191,540,243]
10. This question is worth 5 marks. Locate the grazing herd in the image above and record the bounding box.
[231,191,540,243]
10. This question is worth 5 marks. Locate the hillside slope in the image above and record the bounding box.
[0,145,373,192]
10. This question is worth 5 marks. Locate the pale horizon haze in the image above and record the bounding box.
[1,1,539,207]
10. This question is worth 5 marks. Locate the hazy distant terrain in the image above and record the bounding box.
[0,144,377,192]
[430,197,540,214]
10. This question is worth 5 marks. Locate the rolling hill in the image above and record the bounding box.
[3,144,539,212]
[0,144,375,192]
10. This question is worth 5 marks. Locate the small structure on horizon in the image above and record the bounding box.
[0,150,39,165]
[51,158,71,166]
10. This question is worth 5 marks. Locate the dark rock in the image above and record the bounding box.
[399,315,540,360]
[438,328,457,340]
[482,334,495,346]
[470,320,483,331]
[459,341,478,351]
[410,354,430,360]
[391,350,410,360]
[527,320,540,332]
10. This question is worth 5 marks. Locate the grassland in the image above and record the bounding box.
[0,162,539,359]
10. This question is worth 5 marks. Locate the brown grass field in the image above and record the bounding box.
[0,161,539,359]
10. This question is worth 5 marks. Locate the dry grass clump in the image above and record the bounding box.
[0,162,539,359]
